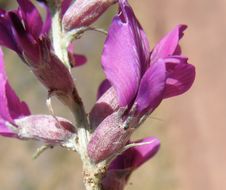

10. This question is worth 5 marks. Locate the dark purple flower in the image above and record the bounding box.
[88,0,195,163]
[0,48,75,143]
[0,0,86,95]
[102,137,160,190]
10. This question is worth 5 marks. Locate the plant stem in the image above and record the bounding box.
[49,2,106,190]
[50,0,71,69]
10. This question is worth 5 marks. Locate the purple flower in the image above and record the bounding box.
[0,48,75,143]
[88,0,195,163]
[102,137,160,190]
[0,0,86,94]
[0,49,30,137]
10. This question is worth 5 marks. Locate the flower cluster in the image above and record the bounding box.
[88,0,195,163]
[0,0,195,189]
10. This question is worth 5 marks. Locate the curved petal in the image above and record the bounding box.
[102,169,130,190]
[102,136,160,190]
[119,0,150,73]
[41,4,51,34]
[109,136,160,170]
[135,59,167,114]
[96,79,111,100]
[163,56,196,98]
[0,12,20,53]
[89,86,118,129]
[9,12,39,63]
[102,0,151,107]
[150,25,187,64]
[61,0,73,16]
[68,43,87,67]
[17,0,43,38]
[0,49,30,136]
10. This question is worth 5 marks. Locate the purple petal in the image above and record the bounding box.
[9,12,39,63]
[109,136,160,170]
[0,49,30,136]
[102,3,142,107]
[41,4,51,34]
[89,86,118,129]
[150,25,187,64]
[119,0,150,73]
[17,0,43,38]
[61,0,73,16]
[0,12,20,53]
[135,59,167,114]
[163,56,196,98]
[68,43,87,67]
[129,137,160,168]
[102,169,130,190]
[102,136,160,190]
[96,79,111,100]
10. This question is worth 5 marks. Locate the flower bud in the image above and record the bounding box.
[63,0,117,30]
[15,115,76,144]
[89,87,118,129]
[88,111,134,163]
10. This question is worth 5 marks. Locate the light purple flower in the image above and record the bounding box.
[88,0,195,163]
[102,137,160,190]
[0,48,75,143]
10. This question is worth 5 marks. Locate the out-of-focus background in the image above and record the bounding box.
[0,0,225,189]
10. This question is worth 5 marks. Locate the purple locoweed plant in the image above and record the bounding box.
[0,0,195,189]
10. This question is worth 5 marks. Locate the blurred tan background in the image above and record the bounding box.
[0,0,226,189]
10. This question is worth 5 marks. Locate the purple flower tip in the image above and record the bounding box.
[0,48,30,137]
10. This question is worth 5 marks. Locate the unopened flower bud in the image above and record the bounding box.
[63,0,117,30]
[89,87,118,129]
[15,115,76,144]
[88,111,134,163]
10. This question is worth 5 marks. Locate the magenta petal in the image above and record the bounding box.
[41,4,51,34]
[89,87,118,129]
[9,12,39,63]
[102,8,141,107]
[17,0,43,38]
[163,56,196,98]
[102,137,160,190]
[0,49,30,136]
[109,137,160,170]
[97,79,111,100]
[119,0,150,73]
[130,137,160,168]
[68,43,87,67]
[102,169,130,190]
[0,12,20,53]
[151,25,187,64]
[102,0,151,107]
[135,59,167,114]
[61,0,73,16]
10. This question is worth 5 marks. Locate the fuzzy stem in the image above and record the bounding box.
[49,0,71,69]
[49,2,106,190]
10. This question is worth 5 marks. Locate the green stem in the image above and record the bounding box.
[48,1,106,190]
[50,0,71,69]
